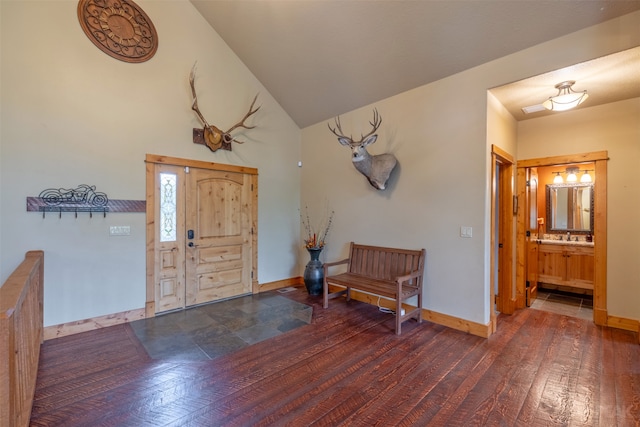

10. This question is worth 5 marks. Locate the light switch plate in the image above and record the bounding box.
[460,226,473,238]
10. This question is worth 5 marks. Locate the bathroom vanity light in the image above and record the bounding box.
[542,81,589,111]
[553,168,593,184]
[580,170,593,183]
[553,172,564,184]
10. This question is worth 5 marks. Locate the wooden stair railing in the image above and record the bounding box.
[0,251,44,427]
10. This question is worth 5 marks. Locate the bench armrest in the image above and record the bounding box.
[323,258,350,273]
[395,270,423,286]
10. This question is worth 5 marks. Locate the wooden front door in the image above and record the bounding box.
[185,168,253,306]
[145,155,258,316]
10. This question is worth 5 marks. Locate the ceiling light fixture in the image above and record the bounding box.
[542,81,589,112]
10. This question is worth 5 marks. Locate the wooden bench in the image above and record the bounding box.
[323,242,426,335]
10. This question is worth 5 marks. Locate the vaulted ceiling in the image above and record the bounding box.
[189,1,640,128]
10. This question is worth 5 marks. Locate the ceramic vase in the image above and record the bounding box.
[303,247,324,296]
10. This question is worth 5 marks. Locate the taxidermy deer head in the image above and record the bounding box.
[189,64,260,152]
[328,109,398,190]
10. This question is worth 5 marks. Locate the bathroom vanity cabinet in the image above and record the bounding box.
[537,243,595,291]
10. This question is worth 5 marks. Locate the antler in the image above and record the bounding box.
[328,109,381,143]
[225,94,261,144]
[362,108,382,141]
[189,62,261,150]
[328,115,351,141]
[189,63,212,130]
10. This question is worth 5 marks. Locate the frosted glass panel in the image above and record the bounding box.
[160,173,177,242]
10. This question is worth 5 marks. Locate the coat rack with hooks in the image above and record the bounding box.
[26,185,145,218]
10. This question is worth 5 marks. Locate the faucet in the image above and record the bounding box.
[567,231,571,241]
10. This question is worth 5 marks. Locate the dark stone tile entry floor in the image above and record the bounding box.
[130,292,312,361]
[530,288,593,320]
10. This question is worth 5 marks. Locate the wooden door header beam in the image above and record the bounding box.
[145,154,258,175]
[517,151,608,168]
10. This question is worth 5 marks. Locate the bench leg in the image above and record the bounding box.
[323,278,328,309]
[395,299,402,335]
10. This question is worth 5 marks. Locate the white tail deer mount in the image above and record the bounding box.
[328,109,398,190]
[189,64,260,152]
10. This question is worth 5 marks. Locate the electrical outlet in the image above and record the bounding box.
[109,226,131,236]
[400,308,405,316]
[460,226,473,238]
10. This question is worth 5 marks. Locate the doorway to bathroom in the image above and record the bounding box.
[515,150,608,326]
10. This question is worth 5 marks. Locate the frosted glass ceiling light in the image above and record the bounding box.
[553,172,563,184]
[580,170,593,183]
[566,168,578,183]
[542,81,589,112]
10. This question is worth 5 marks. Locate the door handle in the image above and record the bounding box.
[188,242,195,248]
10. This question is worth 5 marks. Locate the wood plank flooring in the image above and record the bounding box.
[30,288,640,426]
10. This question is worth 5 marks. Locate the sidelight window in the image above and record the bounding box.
[159,173,177,242]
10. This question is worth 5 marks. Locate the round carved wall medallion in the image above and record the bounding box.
[77,0,158,63]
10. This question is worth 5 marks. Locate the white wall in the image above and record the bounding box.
[300,12,640,326]
[0,0,301,326]
[518,98,640,320]
[302,76,490,324]
[487,93,518,157]
[487,92,518,300]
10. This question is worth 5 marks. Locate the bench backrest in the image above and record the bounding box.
[347,242,426,284]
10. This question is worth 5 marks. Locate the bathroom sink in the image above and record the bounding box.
[536,239,594,247]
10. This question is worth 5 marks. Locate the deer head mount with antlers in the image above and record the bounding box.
[189,64,260,152]
[328,109,398,191]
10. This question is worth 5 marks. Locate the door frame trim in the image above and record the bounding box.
[491,145,515,334]
[515,150,608,325]
[144,154,258,317]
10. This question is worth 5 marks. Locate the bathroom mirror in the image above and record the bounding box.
[546,183,594,233]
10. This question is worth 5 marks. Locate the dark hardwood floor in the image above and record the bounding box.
[31,288,640,426]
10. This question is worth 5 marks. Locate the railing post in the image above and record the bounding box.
[0,250,44,427]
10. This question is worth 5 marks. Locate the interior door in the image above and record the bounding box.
[185,168,253,305]
[492,145,515,319]
[526,242,538,306]
[526,169,539,305]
